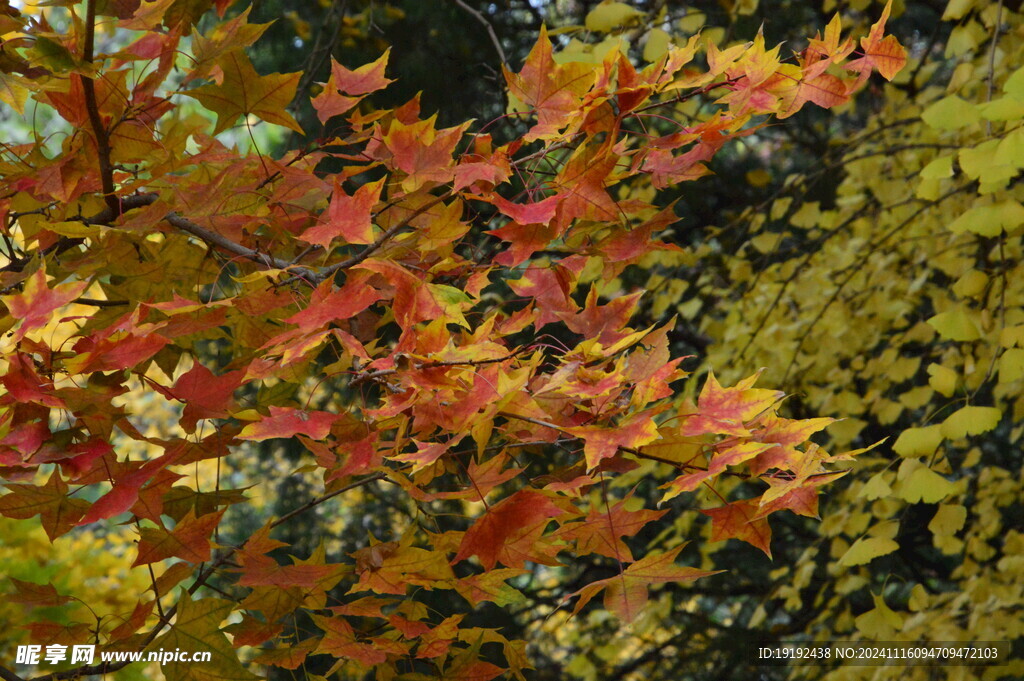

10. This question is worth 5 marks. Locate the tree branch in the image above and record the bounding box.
[450,0,507,66]
[0,666,26,681]
[81,0,118,214]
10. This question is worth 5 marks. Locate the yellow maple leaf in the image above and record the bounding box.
[187,49,303,135]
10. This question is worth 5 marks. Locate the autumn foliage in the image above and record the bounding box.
[0,1,906,679]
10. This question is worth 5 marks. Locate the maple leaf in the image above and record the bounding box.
[701,499,773,557]
[356,259,471,329]
[845,0,906,82]
[300,177,385,247]
[312,613,388,666]
[351,538,454,595]
[76,447,188,525]
[504,26,596,140]
[452,568,527,607]
[679,370,783,437]
[570,545,722,621]
[238,406,338,441]
[555,496,667,561]
[223,614,285,648]
[372,115,470,191]
[0,470,89,540]
[166,363,243,433]
[250,639,318,671]
[491,193,562,226]
[7,577,74,607]
[660,441,777,503]
[566,413,659,471]
[108,598,156,640]
[133,510,225,566]
[1,352,64,408]
[454,489,567,570]
[186,48,303,134]
[149,592,259,681]
[237,524,348,589]
[312,50,393,123]
[1,268,88,341]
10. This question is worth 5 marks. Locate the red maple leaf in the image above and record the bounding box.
[1,268,88,341]
[301,177,385,247]
[454,489,567,570]
[238,406,338,441]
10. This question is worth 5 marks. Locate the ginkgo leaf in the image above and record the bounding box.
[928,504,967,536]
[927,363,958,396]
[839,536,898,566]
[921,96,981,130]
[897,465,954,504]
[585,2,643,32]
[854,593,904,639]
[858,472,892,500]
[940,405,1001,439]
[892,424,943,457]
[186,49,303,134]
[927,306,981,341]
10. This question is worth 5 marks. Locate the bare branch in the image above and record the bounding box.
[0,666,26,681]
[450,0,507,66]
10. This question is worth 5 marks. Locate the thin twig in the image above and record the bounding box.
[450,0,507,66]
[349,348,525,387]
[986,0,1004,136]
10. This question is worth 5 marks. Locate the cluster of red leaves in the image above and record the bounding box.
[0,1,903,678]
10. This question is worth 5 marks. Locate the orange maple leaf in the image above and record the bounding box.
[701,499,773,557]
[570,544,721,621]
